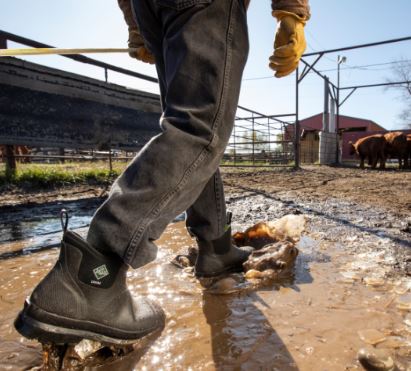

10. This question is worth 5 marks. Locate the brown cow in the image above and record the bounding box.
[384,132,408,169]
[407,134,411,166]
[349,134,386,169]
[16,145,31,163]
[0,145,31,163]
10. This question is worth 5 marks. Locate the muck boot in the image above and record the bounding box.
[194,213,253,277]
[15,210,165,345]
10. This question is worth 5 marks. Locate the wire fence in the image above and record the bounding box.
[2,31,411,174]
[0,147,134,175]
[223,106,296,167]
[0,30,298,173]
[0,105,298,176]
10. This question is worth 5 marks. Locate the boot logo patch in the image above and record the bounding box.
[93,264,109,280]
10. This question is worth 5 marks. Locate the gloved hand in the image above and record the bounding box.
[128,28,155,65]
[269,10,307,78]
[117,0,155,65]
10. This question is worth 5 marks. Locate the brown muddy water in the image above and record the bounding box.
[1,217,411,370]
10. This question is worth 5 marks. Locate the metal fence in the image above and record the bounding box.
[0,147,135,174]
[0,30,298,176]
[1,30,411,174]
[297,36,411,165]
[223,106,296,167]
[1,104,297,174]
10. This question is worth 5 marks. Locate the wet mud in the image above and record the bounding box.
[0,166,410,370]
[0,223,410,369]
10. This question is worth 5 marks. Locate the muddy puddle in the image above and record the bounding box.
[0,199,186,261]
[0,215,411,370]
[0,198,104,258]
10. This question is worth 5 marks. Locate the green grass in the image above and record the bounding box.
[0,159,298,189]
[0,161,128,188]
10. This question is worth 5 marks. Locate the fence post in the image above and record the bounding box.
[108,148,113,173]
[267,117,271,155]
[0,37,14,179]
[294,67,300,169]
[59,147,65,163]
[0,34,7,49]
[233,124,237,165]
[252,114,255,166]
[5,145,16,179]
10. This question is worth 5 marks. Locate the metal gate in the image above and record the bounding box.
[224,106,296,167]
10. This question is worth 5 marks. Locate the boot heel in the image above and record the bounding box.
[14,311,83,345]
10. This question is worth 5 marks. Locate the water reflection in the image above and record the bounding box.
[203,292,297,370]
[9,222,23,241]
[1,216,410,369]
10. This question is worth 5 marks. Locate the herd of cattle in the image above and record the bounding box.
[349,132,411,170]
[1,135,411,171]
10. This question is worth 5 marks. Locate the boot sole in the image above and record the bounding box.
[15,301,164,345]
[194,264,244,278]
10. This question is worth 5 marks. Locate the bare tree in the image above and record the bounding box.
[387,59,411,128]
[241,130,270,151]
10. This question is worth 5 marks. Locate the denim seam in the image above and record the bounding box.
[214,172,223,236]
[209,7,235,134]
[125,0,238,264]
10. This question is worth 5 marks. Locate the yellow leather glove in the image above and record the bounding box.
[128,28,155,65]
[269,10,307,78]
[117,0,155,64]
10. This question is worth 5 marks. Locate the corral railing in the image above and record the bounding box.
[0,30,299,178]
[0,30,158,84]
[224,106,296,167]
[297,36,411,165]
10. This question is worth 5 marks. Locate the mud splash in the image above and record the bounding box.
[0,217,411,370]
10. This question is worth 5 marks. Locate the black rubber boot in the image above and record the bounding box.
[194,215,253,278]
[14,212,165,345]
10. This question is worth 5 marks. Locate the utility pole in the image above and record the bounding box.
[0,36,16,179]
[323,76,330,132]
[336,55,346,164]
[295,67,300,168]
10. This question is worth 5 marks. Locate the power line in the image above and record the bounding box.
[242,59,411,81]
[319,60,411,73]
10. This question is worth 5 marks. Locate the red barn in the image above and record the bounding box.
[299,113,384,133]
[287,113,385,163]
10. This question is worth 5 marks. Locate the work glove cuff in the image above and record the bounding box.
[128,28,155,64]
[272,10,307,26]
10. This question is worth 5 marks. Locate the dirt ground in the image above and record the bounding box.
[2,165,410,216]
[1,165,410,269]
[222,165,411,219]
[222,166,411,275]
[1,165,411,370]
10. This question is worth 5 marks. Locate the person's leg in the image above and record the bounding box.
[186,169,226,241]
[131,2,251,277]
[87,0,250,269]
[120,2,227,248]
[13,0,167,344]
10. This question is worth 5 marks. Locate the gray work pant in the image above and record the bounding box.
[87,0,249,268]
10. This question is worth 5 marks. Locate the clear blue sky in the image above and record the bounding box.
[1,0,411,129]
